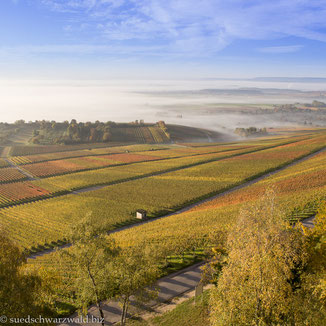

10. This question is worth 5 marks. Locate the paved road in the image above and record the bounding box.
[60,263,204,325]
[301,216,315,228]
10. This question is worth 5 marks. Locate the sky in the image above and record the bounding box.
[1,0,326,123]
[1,0,326,79]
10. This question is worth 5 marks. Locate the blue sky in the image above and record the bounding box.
[1,0,326,79]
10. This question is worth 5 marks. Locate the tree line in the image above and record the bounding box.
[234,127,268,137]
[32,120,116,145]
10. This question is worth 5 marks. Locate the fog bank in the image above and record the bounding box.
[0,79,325,132]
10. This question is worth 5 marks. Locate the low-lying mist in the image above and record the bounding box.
[0,79,325,135]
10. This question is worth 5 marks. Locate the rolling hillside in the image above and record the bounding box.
[0,121,224,151]
[35,120,224,145]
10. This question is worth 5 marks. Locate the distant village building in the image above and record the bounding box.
[136,209,147,220]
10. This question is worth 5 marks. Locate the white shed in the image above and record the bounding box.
[136,209,147,220]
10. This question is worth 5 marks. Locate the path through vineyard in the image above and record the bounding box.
[301,216,315,228]
[59,263,204,326]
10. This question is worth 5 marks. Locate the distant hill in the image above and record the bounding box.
[252,77,326,83]
[166,124,221,142]
[107,122,222,144]
[0,120,223,146]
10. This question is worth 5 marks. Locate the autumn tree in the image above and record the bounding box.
[209,189,308,326]
[201,229,228,285]
[296,202,326,324]
[0,232,42,319]
[59,213,120,325]
[307,203,326,308]
[112,245,160,326]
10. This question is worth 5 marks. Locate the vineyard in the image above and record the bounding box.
[108,147,326,260]
[20,153,161,178]
[4,5,326,320]
[9,142,120,156]
[38,144,280,193]
[0,167,27,183]
[0,182,52,206]
[15,134,323,190]
[0,143,258,206]
[191,148,326,213]
[0,144,258,206]
[8,144,166,165]
[108,124,193,143]
[0,128,316,323]
[0,132,324,251]
[26,134,326,281]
